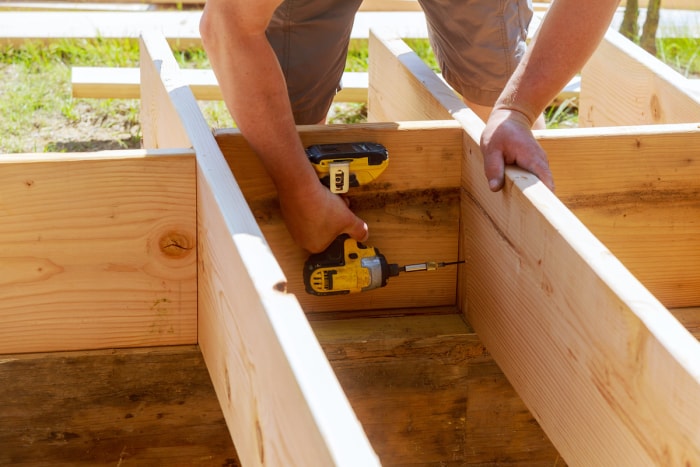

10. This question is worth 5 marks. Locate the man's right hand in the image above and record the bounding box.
[278,182,369,253]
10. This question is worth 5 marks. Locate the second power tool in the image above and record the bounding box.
[303,234,463,296]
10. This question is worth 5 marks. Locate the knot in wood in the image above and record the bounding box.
[159,231,193,258]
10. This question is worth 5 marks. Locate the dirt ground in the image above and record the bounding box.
[30,101,141,153]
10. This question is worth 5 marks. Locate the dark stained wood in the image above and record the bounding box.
[313,312,563,466]
[0,346,239,466]
[0,311,567,466]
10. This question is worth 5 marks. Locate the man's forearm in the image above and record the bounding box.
[496,0,619,124]
[200,1,320,195]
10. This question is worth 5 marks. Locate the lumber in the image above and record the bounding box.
[139,30,379,467]
[460,132,700,466]
[0,149,197,354]
[0,312,570,466]
[313,311,561,465]
[580,27,700,127]
[0,346,239,466]
[0,10,431,46]
[72,65,586,109]
[538,123,700,309]
[368,28,700,465]
[214,121,463,313]
[72,66,369,102]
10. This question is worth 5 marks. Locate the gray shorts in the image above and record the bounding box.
[267,0,533,124]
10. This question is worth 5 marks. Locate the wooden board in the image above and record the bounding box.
[580,27,700,127]
[460,136,700,466]
[0,346,239,466]
[139,30,380,467]
[72,66,369,103]
[313,311,562,466]
[538,123,700,309]
[0,149,197,354]
[368,28,700,465]
[0,10,431,47]
[2,309,591,466]
[214,121,463,313]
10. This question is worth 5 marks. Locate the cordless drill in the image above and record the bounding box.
[303,234,463,296]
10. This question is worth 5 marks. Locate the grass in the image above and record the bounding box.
[1,35,699,153]
[658,37,700,77]
[0,38,228,153]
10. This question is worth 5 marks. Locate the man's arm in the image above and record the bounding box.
[481,0,619,192]
[200,0,368,253]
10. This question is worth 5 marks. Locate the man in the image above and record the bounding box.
[200,0,618,253]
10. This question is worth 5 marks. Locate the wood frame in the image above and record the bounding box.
[139,30,381,466]
[367,29,700,464]
[580,27,700,127]
[2,17,700,467]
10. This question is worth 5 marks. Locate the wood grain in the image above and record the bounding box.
[0,346,239,467]
[0,150,197,354]
[538,123,700,309]
[140,31,380,466]
[214,121,464,313]
[580,28,700,127]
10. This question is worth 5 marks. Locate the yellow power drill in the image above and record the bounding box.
[303,234,463,296]
[306,142,389,194]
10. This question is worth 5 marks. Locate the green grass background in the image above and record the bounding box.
[1,37,698,153]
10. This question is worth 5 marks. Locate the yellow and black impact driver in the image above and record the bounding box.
[303,234,464,296]
[306,142,389,194]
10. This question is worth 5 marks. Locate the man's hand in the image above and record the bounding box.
[279,182,369,253]
[480,107,555,192]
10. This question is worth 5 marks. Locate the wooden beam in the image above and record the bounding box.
[72,65,589,108]
[0,149,197,354]
[214,121,463,313]
[367,30,457,122]
[0,10,431,46]
[460,127,700,466]
[139,30,380,466]
[580,27,700,127]
[368,28,700,465]
[0,345,239,465]
[72,66,369,102]
[538,123,700,309]
[312,311,562,465]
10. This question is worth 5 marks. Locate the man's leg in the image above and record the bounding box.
[418,0,544,128]
[266,0,364,125]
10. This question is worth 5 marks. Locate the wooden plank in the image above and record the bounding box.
[0,11,204,47]
[580,28,700,127]
[459,131,700,465]
[0,346,239,466]
[313,311,562,465]
[0,10,431,46]
[214,121,463,313]
[369,28,700,465]
[673,307,700,339]
[72,66,369,102]
[367,30,456,123]
[139,30,380,467]
[72,65,587,107]
[0,149,197,354]
[537,123,700,309]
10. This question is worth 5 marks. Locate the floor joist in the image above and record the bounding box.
[581,27,700,127]
[138,30,380,467]
[367,28,700,465]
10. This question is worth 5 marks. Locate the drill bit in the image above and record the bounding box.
[399,260,465,273]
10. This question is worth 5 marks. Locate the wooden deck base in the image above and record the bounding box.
[1,311,569,466]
